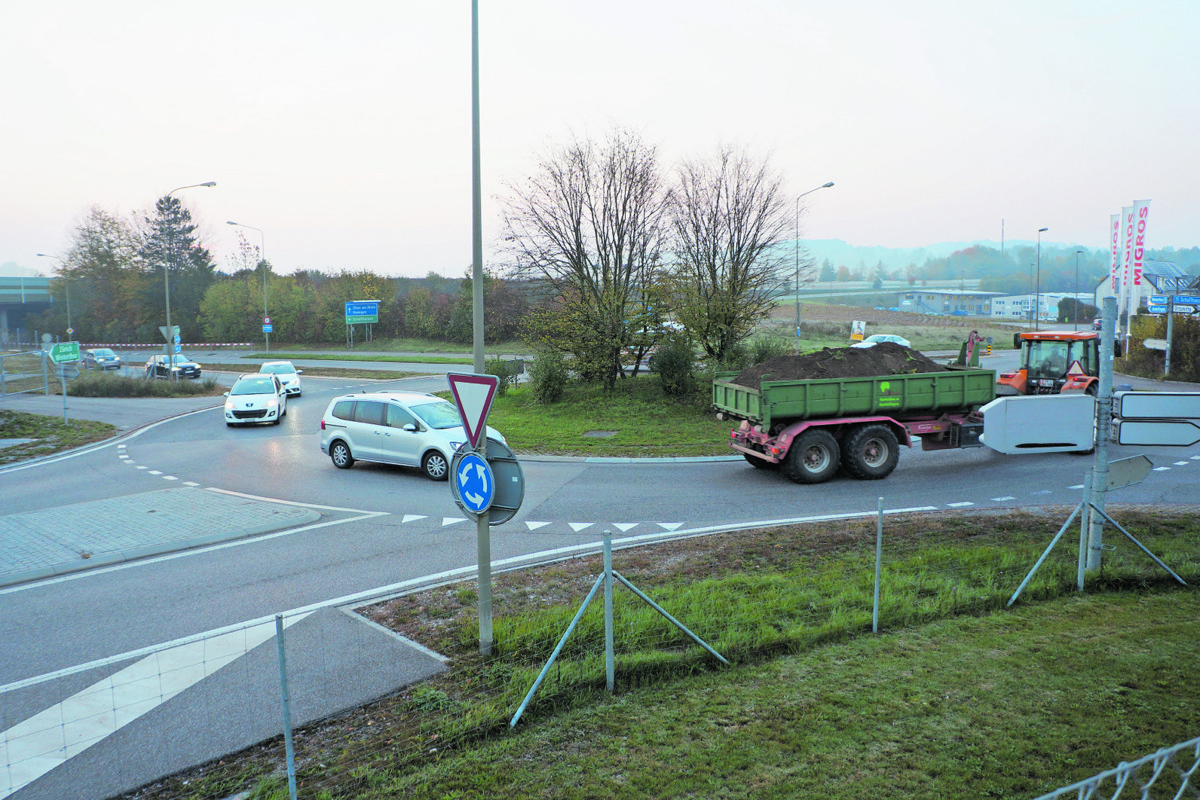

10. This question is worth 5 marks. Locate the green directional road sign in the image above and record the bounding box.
[50,341,80,364]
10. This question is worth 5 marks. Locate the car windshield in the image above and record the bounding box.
[231,377,277,395]
[409,400,463,430]
[93,349,116,357]
[260,362,295,374]
[169,355,194,365]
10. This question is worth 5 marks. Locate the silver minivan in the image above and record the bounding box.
[318,391,505,480]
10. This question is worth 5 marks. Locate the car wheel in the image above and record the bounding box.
[422,451,450,481]
[330,440,354,469]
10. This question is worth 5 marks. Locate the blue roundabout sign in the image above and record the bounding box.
[453,451,494,515]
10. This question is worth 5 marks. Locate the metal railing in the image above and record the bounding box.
[1030,735,1200,800]
[0,351,48,397]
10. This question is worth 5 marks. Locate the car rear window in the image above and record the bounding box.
[331,400,356,421]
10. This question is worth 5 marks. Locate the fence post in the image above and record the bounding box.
[873,497,883,633]
[275,615,298,800]
[603,530,615,693]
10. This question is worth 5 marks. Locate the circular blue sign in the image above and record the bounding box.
[454,452,494,515]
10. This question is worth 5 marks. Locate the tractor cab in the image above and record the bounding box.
[997,331,1104,396]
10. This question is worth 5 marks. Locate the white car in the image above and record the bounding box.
[259,360,303,396]
[851,334,913,349]
[319,391,505,481]
[224,373,288,426]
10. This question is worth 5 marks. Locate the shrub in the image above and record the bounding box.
[649,335,697,398]
[527,351,569,404]
[484,357,521,397]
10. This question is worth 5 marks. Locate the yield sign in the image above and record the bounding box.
[447,372,499,450]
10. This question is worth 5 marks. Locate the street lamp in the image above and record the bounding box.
[227,221,269,353]
[1035,227,1048,331]
[795,181,835,342]
[36,253,70,337]
[163,182,216,380]
[1074,249,1083,330]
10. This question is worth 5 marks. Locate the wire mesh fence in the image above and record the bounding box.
[0,352,48,397]
[4,506,1197,799]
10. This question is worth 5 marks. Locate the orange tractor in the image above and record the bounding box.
[996,331,1119,397]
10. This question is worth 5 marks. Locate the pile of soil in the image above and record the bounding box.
[731,342,950,388]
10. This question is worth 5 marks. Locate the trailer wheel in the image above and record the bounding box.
[783,429,840,484]
[842,424,900,480]
[743,452,778,470]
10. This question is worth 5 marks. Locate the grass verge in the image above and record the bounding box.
[0,409,117,464]
[201,363,433,381]
[122,509,1200,800]
[64,373,226,398]
[488,375,733,458]
[242,352,474,365]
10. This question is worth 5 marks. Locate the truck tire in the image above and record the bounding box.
[783,429,840,484]
[842,424,900,480]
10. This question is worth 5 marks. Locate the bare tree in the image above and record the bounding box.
[668,145,794,363]
[501,129,668,390]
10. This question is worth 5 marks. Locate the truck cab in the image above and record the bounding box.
[996,331,1105,396]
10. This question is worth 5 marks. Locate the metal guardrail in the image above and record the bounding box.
[1031,735,1200,800]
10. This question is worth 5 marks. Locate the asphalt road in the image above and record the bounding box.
[1,351,1198,800]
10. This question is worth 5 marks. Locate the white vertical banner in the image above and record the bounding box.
[1108,213,1121,295]
[1117,205,1134,329]
[1127,199,1150,323]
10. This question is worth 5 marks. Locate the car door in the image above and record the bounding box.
[381,402,421,467]
[349,400,391,463]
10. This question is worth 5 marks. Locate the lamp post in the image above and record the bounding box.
[1035,227,1048,331]
[162,182,216,380]
[1074,249,1083,330]
[227,221,268,353]
[795,181,835,343]
[36,253,70,337]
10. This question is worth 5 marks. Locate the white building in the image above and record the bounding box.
[990,293,1092,322]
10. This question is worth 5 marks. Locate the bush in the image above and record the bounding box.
[649,335,697,398]
[1117,314,1200,383]
[527,351,569,404]
[484,357,522,397]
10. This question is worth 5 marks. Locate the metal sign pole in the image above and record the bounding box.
[1086,296,1117,572]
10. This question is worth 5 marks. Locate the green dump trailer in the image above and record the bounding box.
[712,367,997,484]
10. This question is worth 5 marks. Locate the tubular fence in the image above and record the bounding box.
[0,352,48,397]
[2,506,1197,800]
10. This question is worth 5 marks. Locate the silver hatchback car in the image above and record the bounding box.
[318,391,505,480]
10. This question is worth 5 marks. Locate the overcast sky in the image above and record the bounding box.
[4,0,1197,278]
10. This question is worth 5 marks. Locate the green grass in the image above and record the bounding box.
[489,375,733,457]
[201,363,432,381]
[242,352,474,365]
[0,409,117,464]
[136,511,1200,800]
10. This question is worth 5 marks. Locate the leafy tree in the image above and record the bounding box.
[502,128,668,391]
[836,265,851,282]
[667,145,793,364]
[60,207,145,341]
[819,259,836,282]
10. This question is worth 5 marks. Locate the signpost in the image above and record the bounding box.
[1105,455,1153,491]
[47,340,79,422]
[344,301,379,347]
[1114,391,1200,446]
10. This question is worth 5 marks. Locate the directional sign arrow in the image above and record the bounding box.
[1117,420,1200,447]
[1106,454,1153,491]
[1117,392,1200,420]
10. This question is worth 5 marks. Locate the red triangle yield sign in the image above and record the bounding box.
[447,372,499,451]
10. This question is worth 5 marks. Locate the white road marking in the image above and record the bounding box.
[1175,461,1190,466]
[524,521,551,530]
[1154,467,1171,472]
[401,514,427,523]
[442,517,467,526]
[568,523,593,532]
[991,496,1016,501]
[1069,484,1084,489]
[613,523,639,532]
[657,523,683,531]
[0,614,310,799]
[946,502,975,508]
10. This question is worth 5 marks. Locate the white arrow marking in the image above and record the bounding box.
[442,517,468,526]
[401,514,427,523]
[525,521,552,530]
[657,523,683,531]
[0,614,309,799]
[613,523,639,532]
[568,522,593,532]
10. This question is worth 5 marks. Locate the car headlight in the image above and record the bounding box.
[451,441,465,451]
